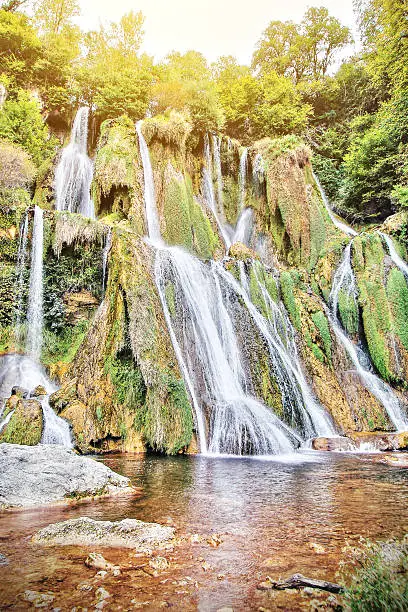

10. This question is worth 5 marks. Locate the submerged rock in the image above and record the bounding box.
[33,516,175,551]
[0,443,132,509]
[312,436,356,452]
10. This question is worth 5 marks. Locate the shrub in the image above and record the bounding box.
[0,140,35,188]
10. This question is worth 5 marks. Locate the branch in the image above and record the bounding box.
[258,573,344,594]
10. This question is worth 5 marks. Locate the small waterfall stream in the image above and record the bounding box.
[233,208,253,246]
[239,148,248,210]
[379,231,408,277]
[202,134,231,249]
[55,107,95,218]
[14,212,29,340]
[329,243,407,431]
[26,206,44,361]
[5,208,73,447]
[102,227,112,291]
[314,173,357,237]
[137,121,334,455]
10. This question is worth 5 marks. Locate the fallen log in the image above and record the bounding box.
[258,573,344,594]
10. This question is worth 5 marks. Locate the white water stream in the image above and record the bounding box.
[55,107,95,218]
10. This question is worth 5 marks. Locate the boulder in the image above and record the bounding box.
[228,242,259,261]
[30,385,47,398]
[11,386,29,399]
[33,516,175,552]
[0,399,43,445]
[0,443,133,509]
[312,436,356,452]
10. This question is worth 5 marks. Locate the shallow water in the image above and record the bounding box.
[1,452,408,610]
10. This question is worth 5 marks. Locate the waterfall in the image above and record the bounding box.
[202,135,231,249]
[55,107,95,219]
[379,232,408,277]
[228,262,335,438]
[233,208,253,246]
[252,153,265,194]
[102,228,112,291]
[0,410,14,434]
[136,121,163,245]
[313,173,357,237]
[212,135,224,211]
[137,120,304,455]
[239,148,248,210]
[155,248,299,455]
[329,243,407,431]
[26,206,44,360]
[0,354,72,447]
[14,212,29,341]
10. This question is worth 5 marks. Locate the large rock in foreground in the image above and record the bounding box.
[33,516,175,551]
[0,443,133,509]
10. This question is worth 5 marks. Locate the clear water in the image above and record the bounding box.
[314,173,357,237]
[379,231,408,277]
[1,453,408,610]
[238,147,248,210]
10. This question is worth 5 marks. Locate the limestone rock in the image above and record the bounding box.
[33,516,175,551]
[11,386,29,398]
[63,289,98,325]
[0,443,132,509]
[349,431,408,451]
[312,436,356,452]
[228,242,259,261]
[31,385,47,398]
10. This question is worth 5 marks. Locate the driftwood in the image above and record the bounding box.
[258,573,344,594]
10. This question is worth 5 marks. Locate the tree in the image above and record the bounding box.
[0,9,42,90]
[214,56,259,140]
[252,7,352,83]
[0,90,57,166]
[1,0,30,11]
[34,0,79,35]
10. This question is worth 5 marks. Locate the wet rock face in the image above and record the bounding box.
[0,398,43,445]
[63,290,99,325]
[0,443,132,509]
[32,516,175,552]
[11,386,29,398]
[31,385,47,398]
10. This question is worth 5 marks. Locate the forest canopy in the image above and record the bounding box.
[0,0,406,222]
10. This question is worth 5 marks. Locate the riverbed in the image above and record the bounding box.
[1,451,408,610]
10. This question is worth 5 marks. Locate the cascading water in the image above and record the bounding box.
[313,173,357,237]
[202,134,231,249]
[26,206,44,361]
[136,120,163,244]
[379,232,408,277]
[212,135,224,211]
[0,354,72,446]
[238,148,248,210]
[252,153,265,195]
[14,212,29,340]
[102,228,112,291]
[55,107,95,219]
[233,208,253,246]
[155,248,299,455]
[329,243,407,430]
[137,120,333,455]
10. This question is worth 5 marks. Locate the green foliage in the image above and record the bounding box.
[280,271,301,330]
[343,538,408,611]
[387,268,408,351]
[252,7,352,82]
[105,349,146,411]
[0,92,57,166]
[311,310,332,362]
[337,289,359,335]
[0,9,42,90]
[42,319,89,365]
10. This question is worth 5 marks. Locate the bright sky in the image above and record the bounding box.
[77,0,358,66]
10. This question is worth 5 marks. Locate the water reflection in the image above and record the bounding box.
[1,453,408,611]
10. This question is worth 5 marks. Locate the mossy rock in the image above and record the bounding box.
[0,398,43,445]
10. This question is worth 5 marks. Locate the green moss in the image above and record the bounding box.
[309,194,327,270]
[165,281,176,317]
[280,271,301,330]
[338,289,359,335]
[222,175,240,225]
[42,320,90,365]
[311,311,332,362]
[387,268,408,350]
[163,172,219,259]
[105,349,147,411]
[1,400,43,446]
